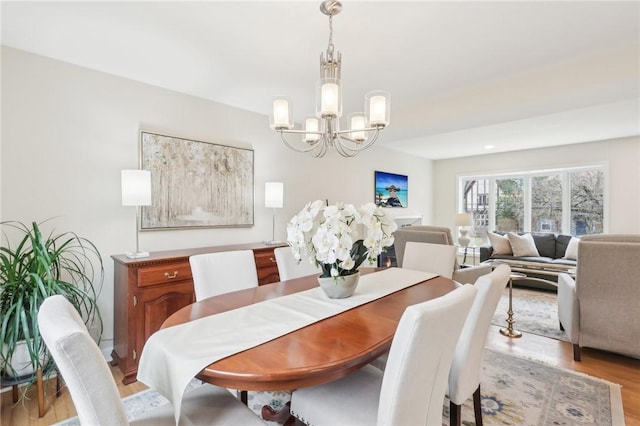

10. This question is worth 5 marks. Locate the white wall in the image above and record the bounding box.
[433,137,640,234]
[0,47,433,353]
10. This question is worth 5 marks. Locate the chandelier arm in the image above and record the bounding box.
[279,131,324,153]
[334,143,360,157]
[335,128,381,154]
[334,126,385,136]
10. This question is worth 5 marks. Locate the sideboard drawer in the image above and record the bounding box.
[253,246,283,285]
[137,263,193,287]
[254,251,277,268]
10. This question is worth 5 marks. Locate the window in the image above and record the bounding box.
[531,174,562,232]
[495,178,524,232]
[458,165,606,243]
[570,169,604,236]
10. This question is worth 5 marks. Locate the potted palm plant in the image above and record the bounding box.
[0,220,103,387]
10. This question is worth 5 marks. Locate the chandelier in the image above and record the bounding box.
[269,1,390,158]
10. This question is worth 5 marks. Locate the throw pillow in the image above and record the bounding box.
[507,232,540,257]
[564,237,579,260]
[488,232,512,255]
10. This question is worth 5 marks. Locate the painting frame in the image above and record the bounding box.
[374,170,408,208]
[139,131,254,230]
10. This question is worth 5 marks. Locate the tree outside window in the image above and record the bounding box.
[495,178,524,232]
[570,170,604,235]
[531,175,562,232]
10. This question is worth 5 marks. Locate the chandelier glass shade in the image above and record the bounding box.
[269,1,390,158]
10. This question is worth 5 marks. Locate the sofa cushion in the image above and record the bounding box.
[551,258,577,266]
[530,233,557,258]
[563,237,579,260]
[507,233,540,257]
[555,234,573,258]
[489,255,555,264]
[488,232,512,255]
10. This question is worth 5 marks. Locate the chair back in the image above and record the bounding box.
[189,250,258,301]
[378,284,477,425]
[575,234,640,356]
[448,264,510,405]
[38,295,129,426]
[393,225,458,268]
[402,241,457,278]
[274,247,321,280]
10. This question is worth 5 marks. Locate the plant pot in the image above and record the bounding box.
[317,272,360,299]
[1,340,48,378]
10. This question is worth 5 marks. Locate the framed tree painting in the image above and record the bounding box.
[140,131,254,230]
[374,171,408,208]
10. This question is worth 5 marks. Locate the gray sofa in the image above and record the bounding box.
[480,232,577,291]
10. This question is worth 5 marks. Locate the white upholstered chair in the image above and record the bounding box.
[290,284,477,426]
[189,250,258,301]
[403,241,457,279]
[273,246,321,280]
[448,263,511,426]
[38,295,265,426]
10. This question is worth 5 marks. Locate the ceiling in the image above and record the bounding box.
[2,1,639,159]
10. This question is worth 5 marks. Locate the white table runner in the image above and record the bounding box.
[136,267,436,422]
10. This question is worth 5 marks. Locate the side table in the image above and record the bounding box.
[456,245,478,267]
[499,272,527,338]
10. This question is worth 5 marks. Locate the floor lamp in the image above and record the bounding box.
[455,212,474,266]
[121,170,152,259]
[264,182,283,245]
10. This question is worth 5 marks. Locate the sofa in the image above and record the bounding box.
[557,234,640,360]
[393,225,491,284]
[480,232,578,291]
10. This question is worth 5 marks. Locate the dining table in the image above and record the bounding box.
[154,267,458,422]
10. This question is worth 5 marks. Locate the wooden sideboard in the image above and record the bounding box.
[111,243,286,384]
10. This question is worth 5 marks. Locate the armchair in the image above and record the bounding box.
[558,234,640,360]
[393,225,491,284]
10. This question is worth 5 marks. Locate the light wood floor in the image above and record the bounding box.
[2,325,639,425]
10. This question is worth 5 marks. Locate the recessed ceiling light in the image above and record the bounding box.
[484,145,495,150]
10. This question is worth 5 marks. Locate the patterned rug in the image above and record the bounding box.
[492,286,569,342]
[55,349,623,426]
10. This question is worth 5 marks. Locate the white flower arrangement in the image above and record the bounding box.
[286,200,398,279]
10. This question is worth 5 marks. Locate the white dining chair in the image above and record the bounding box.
[189,250,258,301]
[273,247,321,280]
[402,241,457,279]
[448,263,510,426]
[290,284,477,426]
[38,295,265,426]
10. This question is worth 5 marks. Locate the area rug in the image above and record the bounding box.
[55,349,623,426]
[492,286,569,342]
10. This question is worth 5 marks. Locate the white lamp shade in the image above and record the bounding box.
[121,170,152,206]
[365,90,390,127]
[270,96,293,130]
[455,213,474,227]
[265,182,284,208]
[316,78,342,118]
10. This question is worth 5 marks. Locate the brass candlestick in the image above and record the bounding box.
[499,273,525,338]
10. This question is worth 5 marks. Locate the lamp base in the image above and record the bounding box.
[125,251,150,259]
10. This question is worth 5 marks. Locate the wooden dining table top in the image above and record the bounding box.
[161,268,457,391]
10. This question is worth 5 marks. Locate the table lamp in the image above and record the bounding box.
[122,170,152,258]
[264,182,284,245]
[455,212,474,265]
